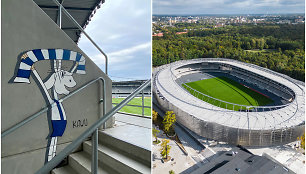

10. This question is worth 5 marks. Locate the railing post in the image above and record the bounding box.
[102,80,106,129]
[91,129,98,174]
[142,90,144,116]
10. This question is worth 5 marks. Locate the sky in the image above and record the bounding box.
[78,0,151,82]
[153,0,305,15]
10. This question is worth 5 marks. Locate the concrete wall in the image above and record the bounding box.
[1,0,113,173]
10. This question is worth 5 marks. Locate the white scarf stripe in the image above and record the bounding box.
[27,51,38,62]
[55,49,63,60]
[70,51,77,61]
[19,62,31,70]
[76,70,86,74]
[14,77,30,83]
[78,59,85,65]
[41,49,49,60]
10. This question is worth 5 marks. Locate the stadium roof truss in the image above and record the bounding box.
[34,0,105,43]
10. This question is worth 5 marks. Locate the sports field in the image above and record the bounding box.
[182,76,273,110]
[112,97,151,116]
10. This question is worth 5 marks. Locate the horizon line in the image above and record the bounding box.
[153,13,305,16]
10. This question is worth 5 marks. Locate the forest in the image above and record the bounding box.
[152,24,305,81]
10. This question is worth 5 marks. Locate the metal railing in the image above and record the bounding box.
[2,77,106,138]
[36,79,151,174]
[52,0,108,75]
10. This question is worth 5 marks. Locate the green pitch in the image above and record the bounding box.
[112,97,151,116]
[182,76,273,111]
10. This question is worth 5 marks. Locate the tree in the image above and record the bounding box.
[162,111,176,135]
[153,24,305,81]
[160,139,171,159]
[152,128,160,143]
[298,133,305,149]
[169,170,175,174]
[152,109,158,124]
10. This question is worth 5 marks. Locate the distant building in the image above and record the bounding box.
[176,31,187,35]
[152,31,187,37]
[214,23,225,28]
[152,33,163,37]
[277,20,291,24]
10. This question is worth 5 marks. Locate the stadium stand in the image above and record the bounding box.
[112,80,151,97]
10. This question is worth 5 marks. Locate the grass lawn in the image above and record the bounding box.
[183,76,273,111]
[112,97,151,116]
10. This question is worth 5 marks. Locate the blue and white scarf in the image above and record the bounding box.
[14,49,86,83]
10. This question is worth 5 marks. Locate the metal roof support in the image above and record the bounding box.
[56,2,62,28]
[39,5,94,11]
[52,0,108,75]
[61,27,80,30]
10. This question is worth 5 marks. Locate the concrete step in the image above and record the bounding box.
[51,165,79,174]
[98,131,151,166]
[68,151,120,174]
[83,141,150,174]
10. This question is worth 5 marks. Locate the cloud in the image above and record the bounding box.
[88,42,150,66]
[109,42,151,57]
[153,0,305,14]
[78,0,151,81]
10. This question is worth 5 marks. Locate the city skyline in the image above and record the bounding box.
[153,0,305,15]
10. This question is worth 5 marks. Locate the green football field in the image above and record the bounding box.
[182,76,273,111]
[112,97,151,116]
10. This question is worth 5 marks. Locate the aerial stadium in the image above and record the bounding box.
[153,58,305,146]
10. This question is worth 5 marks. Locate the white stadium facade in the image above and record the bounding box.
[153,58,305,146]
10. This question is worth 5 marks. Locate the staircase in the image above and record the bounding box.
[52,131,151,174]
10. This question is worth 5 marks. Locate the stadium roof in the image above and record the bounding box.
[33,0,105,43]
[191,146,294,174]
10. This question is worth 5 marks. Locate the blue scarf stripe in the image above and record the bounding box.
[21,57,34,66]
[32,49,45,61]
[77,65,85,71]
[63,49,71,60]
[16,69,31,78]
[48,49,56,60]
[76,53,82,62]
